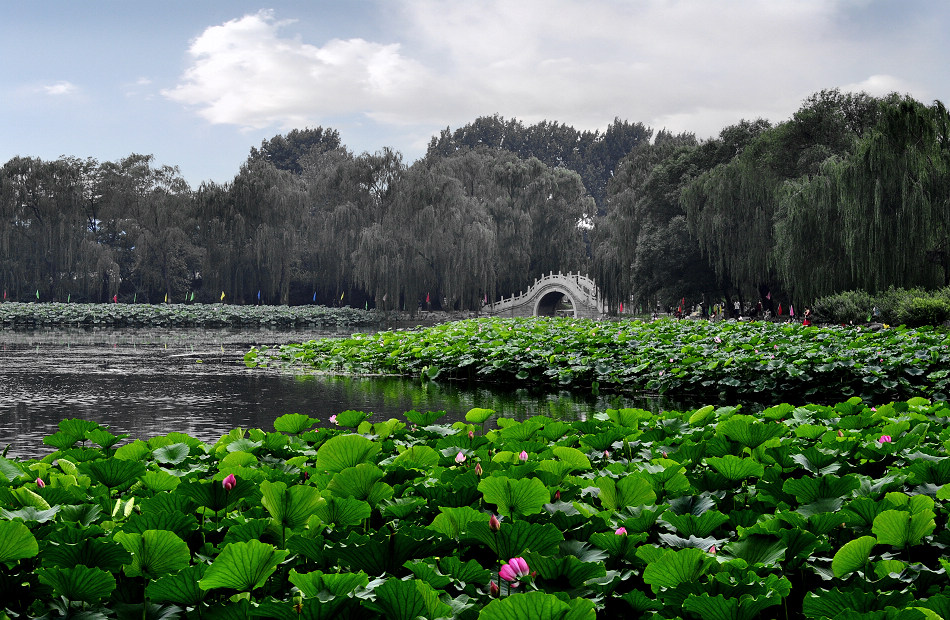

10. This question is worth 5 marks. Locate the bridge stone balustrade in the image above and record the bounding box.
[483,271,606,318]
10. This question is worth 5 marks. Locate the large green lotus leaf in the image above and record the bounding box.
[392,445,440,470]
[523,551,607,588]
[662,511,730,538]
[176,477,253,513]
[333,529,449,576]
[782,474,860,504]
[536,421,573,442]
[380,496,426,520]
[683,592,782,620]
[333,409,370,428]
[114,529,191,580]
[124,510,199,539]
[199,540,289,592]
[705,455,764,481]
[260,480,323,530]
[619,589,663,614]
[222,519,270,546]
[403,560,452,589]
[58,503,103,527]
[286,534,328,566]
[831,535,876,578]
[536,460,576,486]
[872,509,936,548]
[0,520,39,562]
[842,496,890,528]
[642,547,713,591]
[465,408,495,424]
[589,531,646,563]
[365,578,452,620]
[43,430,81,451]
[146,563,208,606]
[152,443,191,465]
[802,587,907,618]
[497,419,544,442]
[0,505,61,523]
[791,447,840,475]
[41,536,131,572]
[313,495,372,529]
[59,418,100,437]
[12,486,51,510]
[606,407,652,428]
[716,414,787,449]
[439,556,492,586]
[464,519,564,559]
[721,534,786,566]
[327,463,393,506]
[478,475,549,517]
[595,474,656,512]
[404,409,448,426]
[315,434,382,473]
[551,446,591,470]
[428,506,490,539]
[273,413,318,434]
[114,439,151,461]
[140,469,181,492]
[578,429,627,452]
[479,590,593,620]
[0,456,26,482]
[85,428,128,450]
[37,565,116,604]
[289,568,369,598]
[79,458,146,490]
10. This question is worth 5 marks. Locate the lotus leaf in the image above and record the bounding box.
[37,565,116,604]
[260,480,323,531]
[313,495,372,528]
[831,535,877,578]
[199,539,289,592]
[480,590,595,620]
[595,474,656,511]
[364,578,452,620]
[478,475,549,517]
[146,563,208,606]
[315,434,382,473]
[114,529,191,580]
[0,520,39,562]
[273,413,318,434]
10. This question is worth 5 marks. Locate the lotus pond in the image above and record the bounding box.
[2,398,950,619]
[247,317,950,404]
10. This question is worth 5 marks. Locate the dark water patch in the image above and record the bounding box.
[0,327,679,460]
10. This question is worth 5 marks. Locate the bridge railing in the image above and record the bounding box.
[485,271,601,312]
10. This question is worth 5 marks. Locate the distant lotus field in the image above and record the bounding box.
[0,302,380,328]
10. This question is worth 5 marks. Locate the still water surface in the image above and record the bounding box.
[0,326,669,460]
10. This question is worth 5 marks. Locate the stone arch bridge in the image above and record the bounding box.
[483,271,606,318]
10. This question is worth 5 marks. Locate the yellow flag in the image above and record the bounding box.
[340,291,344,301]
[220,291,225,301]
[164,293,168,303]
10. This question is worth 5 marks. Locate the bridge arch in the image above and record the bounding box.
[483,271,605,319]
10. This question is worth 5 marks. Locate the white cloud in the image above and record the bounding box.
[163,9,430,129]
[42,81,78,96]
[163,2,948,145]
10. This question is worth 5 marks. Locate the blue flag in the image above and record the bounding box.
[312,292,316,302]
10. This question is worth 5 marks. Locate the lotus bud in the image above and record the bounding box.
[662,451,668,459]
[615,527,628,536]
[519,450,528,462]
[475,462,483,476]
[603,450,610,459]
[222,473,237,492]
[554,490,561,500]
[489,514,501,532]
[36,477,45,488]
[837,430,843,437]
[455,452,466,464]
[878,435,892,444]
[489,580,499,597]
[499,557,531,584]
[708,545,716,554]
[468,430,475,439]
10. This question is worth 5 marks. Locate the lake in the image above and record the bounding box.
[0,326,672,459]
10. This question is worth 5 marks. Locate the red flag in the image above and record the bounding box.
[778,303,783,315]
[619,302,624,313]
[113,294,118,303]
[426,292,430,304]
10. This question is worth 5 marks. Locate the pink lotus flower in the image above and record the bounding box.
[455,452,466,464]
[475,462,483,476]
[603,450,610,458]
[489,514,501,532]
[878,435,892,444]
[329,414,337,425]
[708,545,717,554]
[36,477,45,488]
[519,450,528,462]
[615,527,627,536]
[222,473,237,491]
[499,557,531,585]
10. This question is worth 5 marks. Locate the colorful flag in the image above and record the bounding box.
[340,291,344,301]
[383,292,388,302]
[36,289,40,299]
[365,301,368,310]
[190,291,194,301]
[426,292,430,304]
[620,302,624,313]
[67,294,70,303]
[257,290,261,301]
[312,292,316,302]
[164,293,168,303]
[778,303,783,315]
[133,293,137,303]
[766,292,771,300]
[790,305,795,317]
[484,293,487,304]
[220,291,225,301]
[113,294,118,303]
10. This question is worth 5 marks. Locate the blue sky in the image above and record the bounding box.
[2,1,947,188]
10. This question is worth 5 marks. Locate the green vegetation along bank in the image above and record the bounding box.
[0,302,381,329]
[246,317,950,404]
[2,399,950,619]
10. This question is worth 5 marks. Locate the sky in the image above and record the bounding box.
[2,0,948,189]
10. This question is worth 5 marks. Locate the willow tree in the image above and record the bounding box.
[777,97,950,299]
[684,90,884,302]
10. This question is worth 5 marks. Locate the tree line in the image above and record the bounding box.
[2,90,947,312]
